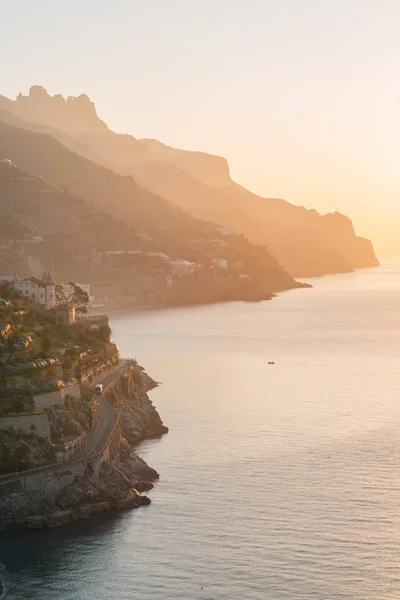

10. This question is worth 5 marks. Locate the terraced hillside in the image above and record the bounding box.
[0,292,118,475]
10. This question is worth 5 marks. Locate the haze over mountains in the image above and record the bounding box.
[0,86,378,278]
[0,116,299,306]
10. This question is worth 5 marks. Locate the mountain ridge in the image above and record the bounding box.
[0,120,299,302]
[0,87,379,277]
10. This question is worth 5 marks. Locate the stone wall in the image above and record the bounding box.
[0,367,123,510]
[61,382,81,401]
[0,456,93,501]
[33,382,81,411]
[22,459,89,494]
[55,432,87,463]
[33,389,63,411]
[0,414,51,442]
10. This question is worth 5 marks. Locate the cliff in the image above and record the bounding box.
[0,294,168,530]
[0,447,156,531]
[104,365,168,445]
[0,364,168,531]
[0,86,379,277]
[217,185,379,277]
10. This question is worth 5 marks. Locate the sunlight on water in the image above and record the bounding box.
[1,261,400,599]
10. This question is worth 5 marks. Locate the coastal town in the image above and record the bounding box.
[0,275,168,530]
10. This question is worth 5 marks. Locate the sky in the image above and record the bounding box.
[1,0,400,251]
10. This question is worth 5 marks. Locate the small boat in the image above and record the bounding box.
[268,361,275,365]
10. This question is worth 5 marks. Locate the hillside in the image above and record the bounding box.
[0,122,299,304]
[0,161,125,280]
[0,86,379,277]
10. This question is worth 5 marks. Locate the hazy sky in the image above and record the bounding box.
[2,0,400,250]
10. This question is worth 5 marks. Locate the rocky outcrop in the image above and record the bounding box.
[106,365,168,445]
[0,451,156,531]
[56,451,155,513]
[0,365,167,531]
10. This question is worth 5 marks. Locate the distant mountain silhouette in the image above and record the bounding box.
[0,87,379,276]
[0,120,298,294]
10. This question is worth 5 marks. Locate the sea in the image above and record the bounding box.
[1,260,400,599]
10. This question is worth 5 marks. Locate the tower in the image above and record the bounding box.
[43,271,56,309]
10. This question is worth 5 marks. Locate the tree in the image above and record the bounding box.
[55,282,89,314]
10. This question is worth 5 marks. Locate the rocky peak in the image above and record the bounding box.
[13,86,107,134]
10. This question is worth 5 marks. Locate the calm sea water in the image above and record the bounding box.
[2,261,400,599]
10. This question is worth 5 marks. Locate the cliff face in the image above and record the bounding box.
[105,366,168,445]
[0,365,168,531]
[219,187,379,276]
[0,86,379,277]
[0,449,156,531]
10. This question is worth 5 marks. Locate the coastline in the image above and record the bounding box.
[0,265,377,532]
[90,280,312,318]
[0,364,168,532]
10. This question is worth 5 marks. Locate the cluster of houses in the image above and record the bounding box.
[0,273,93,325]
[0,272,114,464]
[0,272,57,309]
[103,252,233,278]
[104,250,198,277]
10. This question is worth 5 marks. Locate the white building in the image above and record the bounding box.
[14,272,56,309]
[169,259,196,277]
[215,226,234,236]
[212,258,228,270]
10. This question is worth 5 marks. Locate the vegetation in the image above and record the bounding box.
[47,393,91,441]
[55,282,89,314]
[0,427,55,475]
[0,396,34,417]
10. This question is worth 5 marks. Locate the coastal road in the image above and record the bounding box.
[0,367,124,485]
[83,371,120,457]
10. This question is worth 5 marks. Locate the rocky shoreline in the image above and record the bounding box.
[0,366,168,532]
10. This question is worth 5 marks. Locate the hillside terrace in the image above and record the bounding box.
[0,291,119,474]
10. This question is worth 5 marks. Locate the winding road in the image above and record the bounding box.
[0,367,124,485]
[83,370,120,457]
